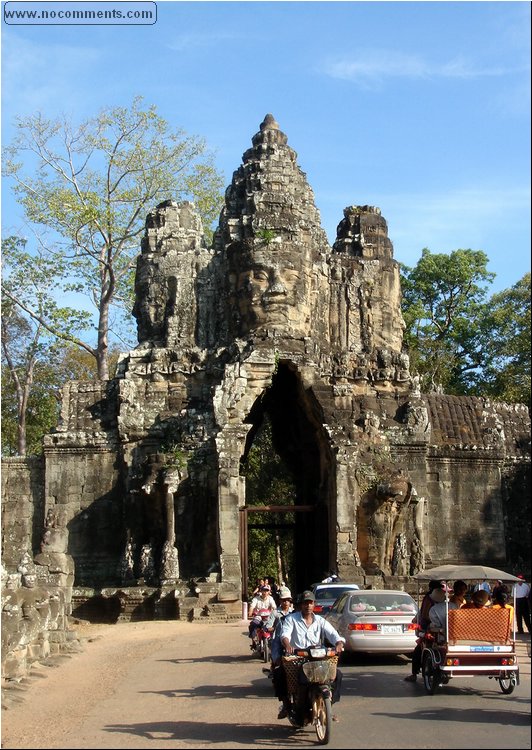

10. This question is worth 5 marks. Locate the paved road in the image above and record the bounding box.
[1,621,530,749]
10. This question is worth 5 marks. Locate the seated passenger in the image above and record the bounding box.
[248,585,277,641]
[491,586,514,625]
[449,580,468,608]
[429,580,468,637]
[404,583,446,683]
[462,589,490,609]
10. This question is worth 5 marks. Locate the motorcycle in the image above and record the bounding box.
[282,646,338,745]
[250,609,272,663]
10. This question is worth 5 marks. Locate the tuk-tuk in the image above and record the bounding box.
[413,564,521,695]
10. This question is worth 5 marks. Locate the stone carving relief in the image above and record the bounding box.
[139,544,156,585]
[358,470,424,576]
[1,550,76,680]
[160,540,180,584]
[391,532,408,576]
[40,507,69,554]
[227,240,313,337]
[410,491,426,575]
[120,539,136,584]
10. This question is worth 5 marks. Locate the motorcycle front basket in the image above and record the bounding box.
[282,656,305,695]
[301,657,337,684]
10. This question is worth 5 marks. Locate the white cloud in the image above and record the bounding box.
[317,184,530,291]
[321,50,528,88]
[372,186,529,248]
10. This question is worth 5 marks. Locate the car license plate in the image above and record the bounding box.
[381,625,402,634]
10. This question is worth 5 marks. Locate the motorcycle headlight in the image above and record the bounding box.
[309,647,327,658]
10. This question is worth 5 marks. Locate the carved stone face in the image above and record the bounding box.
[22,573,37,589]
[229,245,311,336]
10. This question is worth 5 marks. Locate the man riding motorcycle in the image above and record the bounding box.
[274,589,345,719]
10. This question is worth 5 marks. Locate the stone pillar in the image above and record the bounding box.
[215,426,249,587]
[335,445,364,579]
[160,489,179,585]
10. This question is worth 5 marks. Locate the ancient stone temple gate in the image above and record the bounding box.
[2,116,530,669]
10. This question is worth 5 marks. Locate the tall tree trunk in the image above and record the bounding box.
[97,298,110,380]
[275,531,284,585]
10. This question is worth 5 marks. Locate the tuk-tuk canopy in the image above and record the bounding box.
[413,564,521,583]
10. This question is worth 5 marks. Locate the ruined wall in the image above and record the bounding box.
[1,459,80,680]
[41,380,123,586]
[1,457,44,567]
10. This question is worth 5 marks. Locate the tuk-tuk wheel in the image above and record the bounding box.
[422,651,439,695]
[498,676,516,694]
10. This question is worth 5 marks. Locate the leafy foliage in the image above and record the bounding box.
[401,248,494,394]
[256,228,277,246]
[2,97,224,378]
[401,249,530,405]
[1,240,121,457]
[474,273,531,405]
[241,415,297,593]
[1,331,102,456]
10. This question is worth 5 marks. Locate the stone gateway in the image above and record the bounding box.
[2,116,530,677]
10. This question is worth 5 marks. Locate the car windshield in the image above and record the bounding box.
[315,586,352,601]
[348,593,416,613]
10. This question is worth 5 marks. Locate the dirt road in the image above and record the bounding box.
[2,619,269,749]
[2,620,530,749]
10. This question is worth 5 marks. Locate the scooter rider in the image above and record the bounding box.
[265,586,294,672]
[248,584,277,645]
[274,589,345,719]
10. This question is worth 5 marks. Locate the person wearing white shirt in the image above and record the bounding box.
[248,584,277,641]
[273,589,345,719]
[429,580,468,638]
[512,575,531,634]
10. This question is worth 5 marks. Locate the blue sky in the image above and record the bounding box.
[1,0,530,295]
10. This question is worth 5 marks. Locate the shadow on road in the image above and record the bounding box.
[341,668,531,700]
[161,652,259,665]
[103,719,317,745]
[371,705,530,726]
[139,675,275,701]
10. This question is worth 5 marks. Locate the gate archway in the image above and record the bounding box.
[239,504,315,601]
[239,362,337,598]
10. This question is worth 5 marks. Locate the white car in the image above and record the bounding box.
[310,582,360,614]
[324,589,418,655]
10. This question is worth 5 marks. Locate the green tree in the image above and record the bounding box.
[1,339,112,457]
[0,290,106,456]
[1,235,94,455]
[242,416,297,592]
[3,97,224,378]
[475,273,531,405]
[1,302,43,456]
[401,248,495,394]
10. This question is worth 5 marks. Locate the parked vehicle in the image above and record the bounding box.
[324,589,418,655]
[414,564,521,696]
[282,646,338,745]
[309,583,360,614]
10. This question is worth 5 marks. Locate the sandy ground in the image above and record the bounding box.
[1,620,211,748]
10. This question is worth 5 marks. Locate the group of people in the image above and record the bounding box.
[405,574,530,683]
[247,581,346,719]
